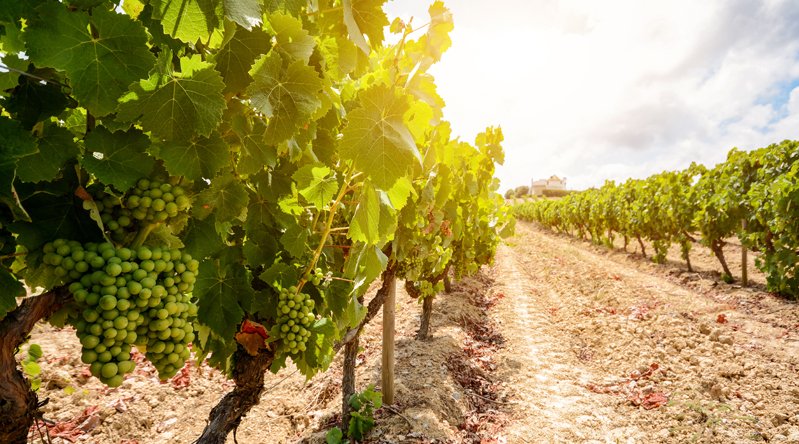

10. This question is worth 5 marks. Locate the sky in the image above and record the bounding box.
[383,0,799,191]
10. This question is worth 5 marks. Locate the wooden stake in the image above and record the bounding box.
[381,275,396,405]
[741,219,748,287]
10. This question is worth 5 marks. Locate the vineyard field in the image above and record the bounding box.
[22,221,799,443]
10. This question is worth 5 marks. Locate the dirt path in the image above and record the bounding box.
[492,222,799,443]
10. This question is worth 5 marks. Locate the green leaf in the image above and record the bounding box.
[224,0,262,30]
[325,427,344,444]
[349,182,396,244]
[194,257,254,340]
[386,176,414,210]
[182,217,225,260]
[343,0,388,54]
[266,12,315,62]
[0,53,26,93]
[0,268,23,320]
[16,125,79,183]
[117,55,226,141]
[0,116,36,221]
[247,52,323,144]
[233,116,277,174]
[150,0,224,46]
[280,223,309,258]
[152,132,229,181]
[340,85,420,189]
[345,243,387,293]
[214,26,271,94]
[193,173,249,223]
[82,126,154,192]
[4,73,72,130]
[259,262,298,289]
[293,165,338,208]
[25,4,155,116]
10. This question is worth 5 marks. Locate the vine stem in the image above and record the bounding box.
[131,223,158,249]
[296,169,354,294]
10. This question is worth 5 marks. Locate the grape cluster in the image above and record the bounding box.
[81,191,133,243]
[83,179,190,243]
[276,286,315,355]
[308,267,325,286]
[125,179,190,223]
[42,239,199,385]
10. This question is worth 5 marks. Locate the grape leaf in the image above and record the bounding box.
[232,116,277,174]
[342,0,387,54]
[82,126,155,192]
[0,116,36,221]
[214,26,271,94]
[259,262,298,290]
[5,73,72,130]
[150,0,224,46]
[247,52,323,144]
[17,124,79,183]
[345,243,387,293]
[193,173,249,223]
[0,53,26,93]
[117,55,226,141]
[25,4,154,116]
[0,268,23,320]
[293,165,338,208]
[280,223,309,258]
[151,132,229,181]
[182,217,225,260]
[195,257,253,340]
[266,12,315,62]
[340,85,420,189]
[224,0,262,30]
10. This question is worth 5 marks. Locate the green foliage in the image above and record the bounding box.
[0,0,509,405]
[341,384,383,441]
[514,141,799,297]
[21,343,43,392]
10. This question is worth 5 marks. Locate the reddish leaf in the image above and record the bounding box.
[240,319,269,339]
[74,186,92,201]
[235,331,266,356]
[640,392,669,409]
[716,313,728,324]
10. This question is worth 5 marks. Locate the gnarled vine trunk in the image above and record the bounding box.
[341,335,359,433]
[196,348,276,444]
[416,296,434,340]
[637,236,647,258]
[711,240,733,280]
[0,288,71,444]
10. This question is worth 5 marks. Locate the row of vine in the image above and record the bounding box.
[514,140,799,297]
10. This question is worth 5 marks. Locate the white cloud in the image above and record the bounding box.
[384,0,799,191]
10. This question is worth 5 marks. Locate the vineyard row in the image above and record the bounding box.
[514,140,799,297]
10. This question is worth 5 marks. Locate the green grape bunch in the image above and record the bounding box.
[125,178,191,223]
[275,286,315,356]
[83,178,191,243]
[309,267,326,286]
[42,239,199,385]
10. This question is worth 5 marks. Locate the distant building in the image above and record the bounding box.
[530,175,567,196]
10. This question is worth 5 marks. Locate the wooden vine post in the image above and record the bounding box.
[381,275,396,405]
[741,219,748,286]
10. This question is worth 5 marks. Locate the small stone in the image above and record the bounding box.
[773,413,790,426]
[699,323,711,335]
[157,417,178,432]
[719,335,734,345]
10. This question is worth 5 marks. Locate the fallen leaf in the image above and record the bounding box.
[716,313,728,324]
